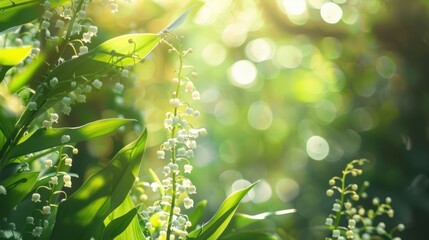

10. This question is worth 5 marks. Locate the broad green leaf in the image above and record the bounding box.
[0,0,44,33]
[8,118,135,158]
[103,195,144,240]
[0,46,32,81]
[8,53,46,93]
[90,33,161,67]
[187,200,207,232]
[0,107,18,140]
[21,33,161,122]
[0,171,39,214]
[220,231,283,240]
[233,209,296,229]
[51,130,147,240]
[186,181,259,240]
[160,6,194,34]
[0,46,32,66]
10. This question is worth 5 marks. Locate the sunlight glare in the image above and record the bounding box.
[320,2,343,24]
[276,178,300,202]
[306,135,329,160]
[280,0,307,16]
[228,60,257,88]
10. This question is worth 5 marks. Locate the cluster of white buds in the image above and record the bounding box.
[324,159,405,239]
[138,44,203,240]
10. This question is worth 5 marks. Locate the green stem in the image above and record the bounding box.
[166,42,183,240]
[333,169,348,230]
[0,0,86,172]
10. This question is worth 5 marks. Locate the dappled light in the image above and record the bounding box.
[0,0,428,239]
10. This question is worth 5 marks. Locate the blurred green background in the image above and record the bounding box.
[69,0,429,239]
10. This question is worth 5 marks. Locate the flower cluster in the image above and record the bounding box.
[136,42,204,240]
[325,159,405,240]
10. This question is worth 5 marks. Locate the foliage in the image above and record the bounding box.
[0,1,285,240]
[324,159,405,239]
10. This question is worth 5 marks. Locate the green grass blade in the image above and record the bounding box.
[51,130,147,240]
[8,118,135,158]
[186,181,259,240]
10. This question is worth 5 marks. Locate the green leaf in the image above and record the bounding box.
[0,0,44,33]
[0,107,18,140]
[8,52,46,93]
[103,195,144,240]
[23,33,161,120]
[51,130,147,240]
[160,6,193,34]
[0,171,39,214]
[0,46,32,81]
[0,46,32,66]
[186,181,259,240]
[187,200,207,232]
[8,118,135,158]
[90,33,161,67]
[220,231,283,240]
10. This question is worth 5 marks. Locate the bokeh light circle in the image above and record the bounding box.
[306,135,329,160]
[320,2,343,24]
[247,101,273,130]
[231,179,255,202]
[228,60,257,88]
[276,178,300,202]
[252,179,273,203]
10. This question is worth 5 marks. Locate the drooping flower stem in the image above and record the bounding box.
[165,40,184,240]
